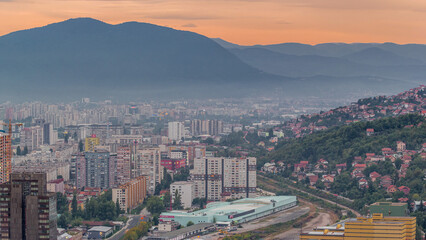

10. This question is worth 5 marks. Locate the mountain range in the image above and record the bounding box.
[0,18,423,101]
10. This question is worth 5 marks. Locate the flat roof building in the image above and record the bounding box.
[159,196,297,226]
[300,213,416,240]
[369,202,408,216]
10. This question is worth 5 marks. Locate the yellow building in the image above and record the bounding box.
[112,176,147,213]
[85,135,100,152]
[300,213,416,240]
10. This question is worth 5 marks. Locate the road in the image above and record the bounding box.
[268,212,333,240]
[258,175,361,217]
[202,206,310,240]
[108,208,150,240]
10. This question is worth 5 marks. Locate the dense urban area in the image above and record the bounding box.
[0,85,424,240]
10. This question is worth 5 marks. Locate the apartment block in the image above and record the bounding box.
[0,172,57,240]
[170,181,194,209]
[116,146,131,185]
[85,135,100,152]
[0,132,11,184]
[134,148,163,194]
[112,176,147,212]
[192,157,256,201]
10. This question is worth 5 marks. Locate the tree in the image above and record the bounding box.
[16,146,21,155]
[78,140,84,152]
[116,200,122,215]
[23,146,28,155]
[173,190,183,210]
[71,194,78,218]
[163,191,171,209]
[56,192,69,214]
[186,221,194,227]
[395,158,403,170]
[146,197,165,215]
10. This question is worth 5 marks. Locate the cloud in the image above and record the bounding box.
[181,23,197,28]
[144,12,218,20]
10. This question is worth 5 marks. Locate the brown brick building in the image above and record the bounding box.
[0,172,57,239]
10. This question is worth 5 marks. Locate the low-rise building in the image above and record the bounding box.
[159,196,297,226]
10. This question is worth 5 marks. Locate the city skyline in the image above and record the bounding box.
[1,0,426,45]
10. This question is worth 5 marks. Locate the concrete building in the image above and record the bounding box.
[190,119,223,136]
[192,157,256,201]
[85,151,111,189]
[116,146,131,185]
[0,172,58,239]
[85,135,99,152]
[134,148,163,194]
[168,122,184,141]
[70,153,86,188]
[0,132,11,184]
[21,126,43,151]
[112,176,147,212]
[159,196,297,226]
[43,123,55,145]
[47,178,65,194]
[300,213,416,240]
[170,181,193,209]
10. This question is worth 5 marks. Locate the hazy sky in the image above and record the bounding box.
[1,0,426,45]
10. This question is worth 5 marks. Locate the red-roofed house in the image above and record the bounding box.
[308,175,319,186]
[366,128,374,136]
[359,178,369,188]
[398,186,410,195]
[382,148,393,155]
[380,175,393,188]
[369,172,381,182]
[387,185,397,193]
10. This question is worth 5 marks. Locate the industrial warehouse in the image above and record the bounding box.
[158,196,297,226]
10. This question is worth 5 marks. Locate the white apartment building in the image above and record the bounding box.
[168,122,184,141]
[170,181,194,209]
[191,157,257,201]
[134,148,163,194]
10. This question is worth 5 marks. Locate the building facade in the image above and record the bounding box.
[85,151,111,189]
[192,157,257,201]
[116,146,131,185]
[0,132,11,184]
[168,122,184,141]
[0,172,57,240]
[85,135,100,152]
[134,148,163,194]
[170,181,193,209]
[112,176,147,212]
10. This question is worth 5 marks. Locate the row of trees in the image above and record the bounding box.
[57,190,124,228]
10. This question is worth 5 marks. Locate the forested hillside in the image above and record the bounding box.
[265,114,425,166]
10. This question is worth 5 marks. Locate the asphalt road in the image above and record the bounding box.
[108,215,142,240]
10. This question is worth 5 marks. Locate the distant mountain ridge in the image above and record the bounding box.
[213,38,426,88]
[0,19,420,101]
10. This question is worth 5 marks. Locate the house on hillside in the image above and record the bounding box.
[387,185,397,193]
[336,163,347,174]
[398,186,410,195]
[358,178,369,188]
[369,171,381,182]
[397,141,406,152]
[380,175,393,189]
[366,128,375,136]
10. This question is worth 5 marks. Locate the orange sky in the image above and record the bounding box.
[1,0,426,45]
